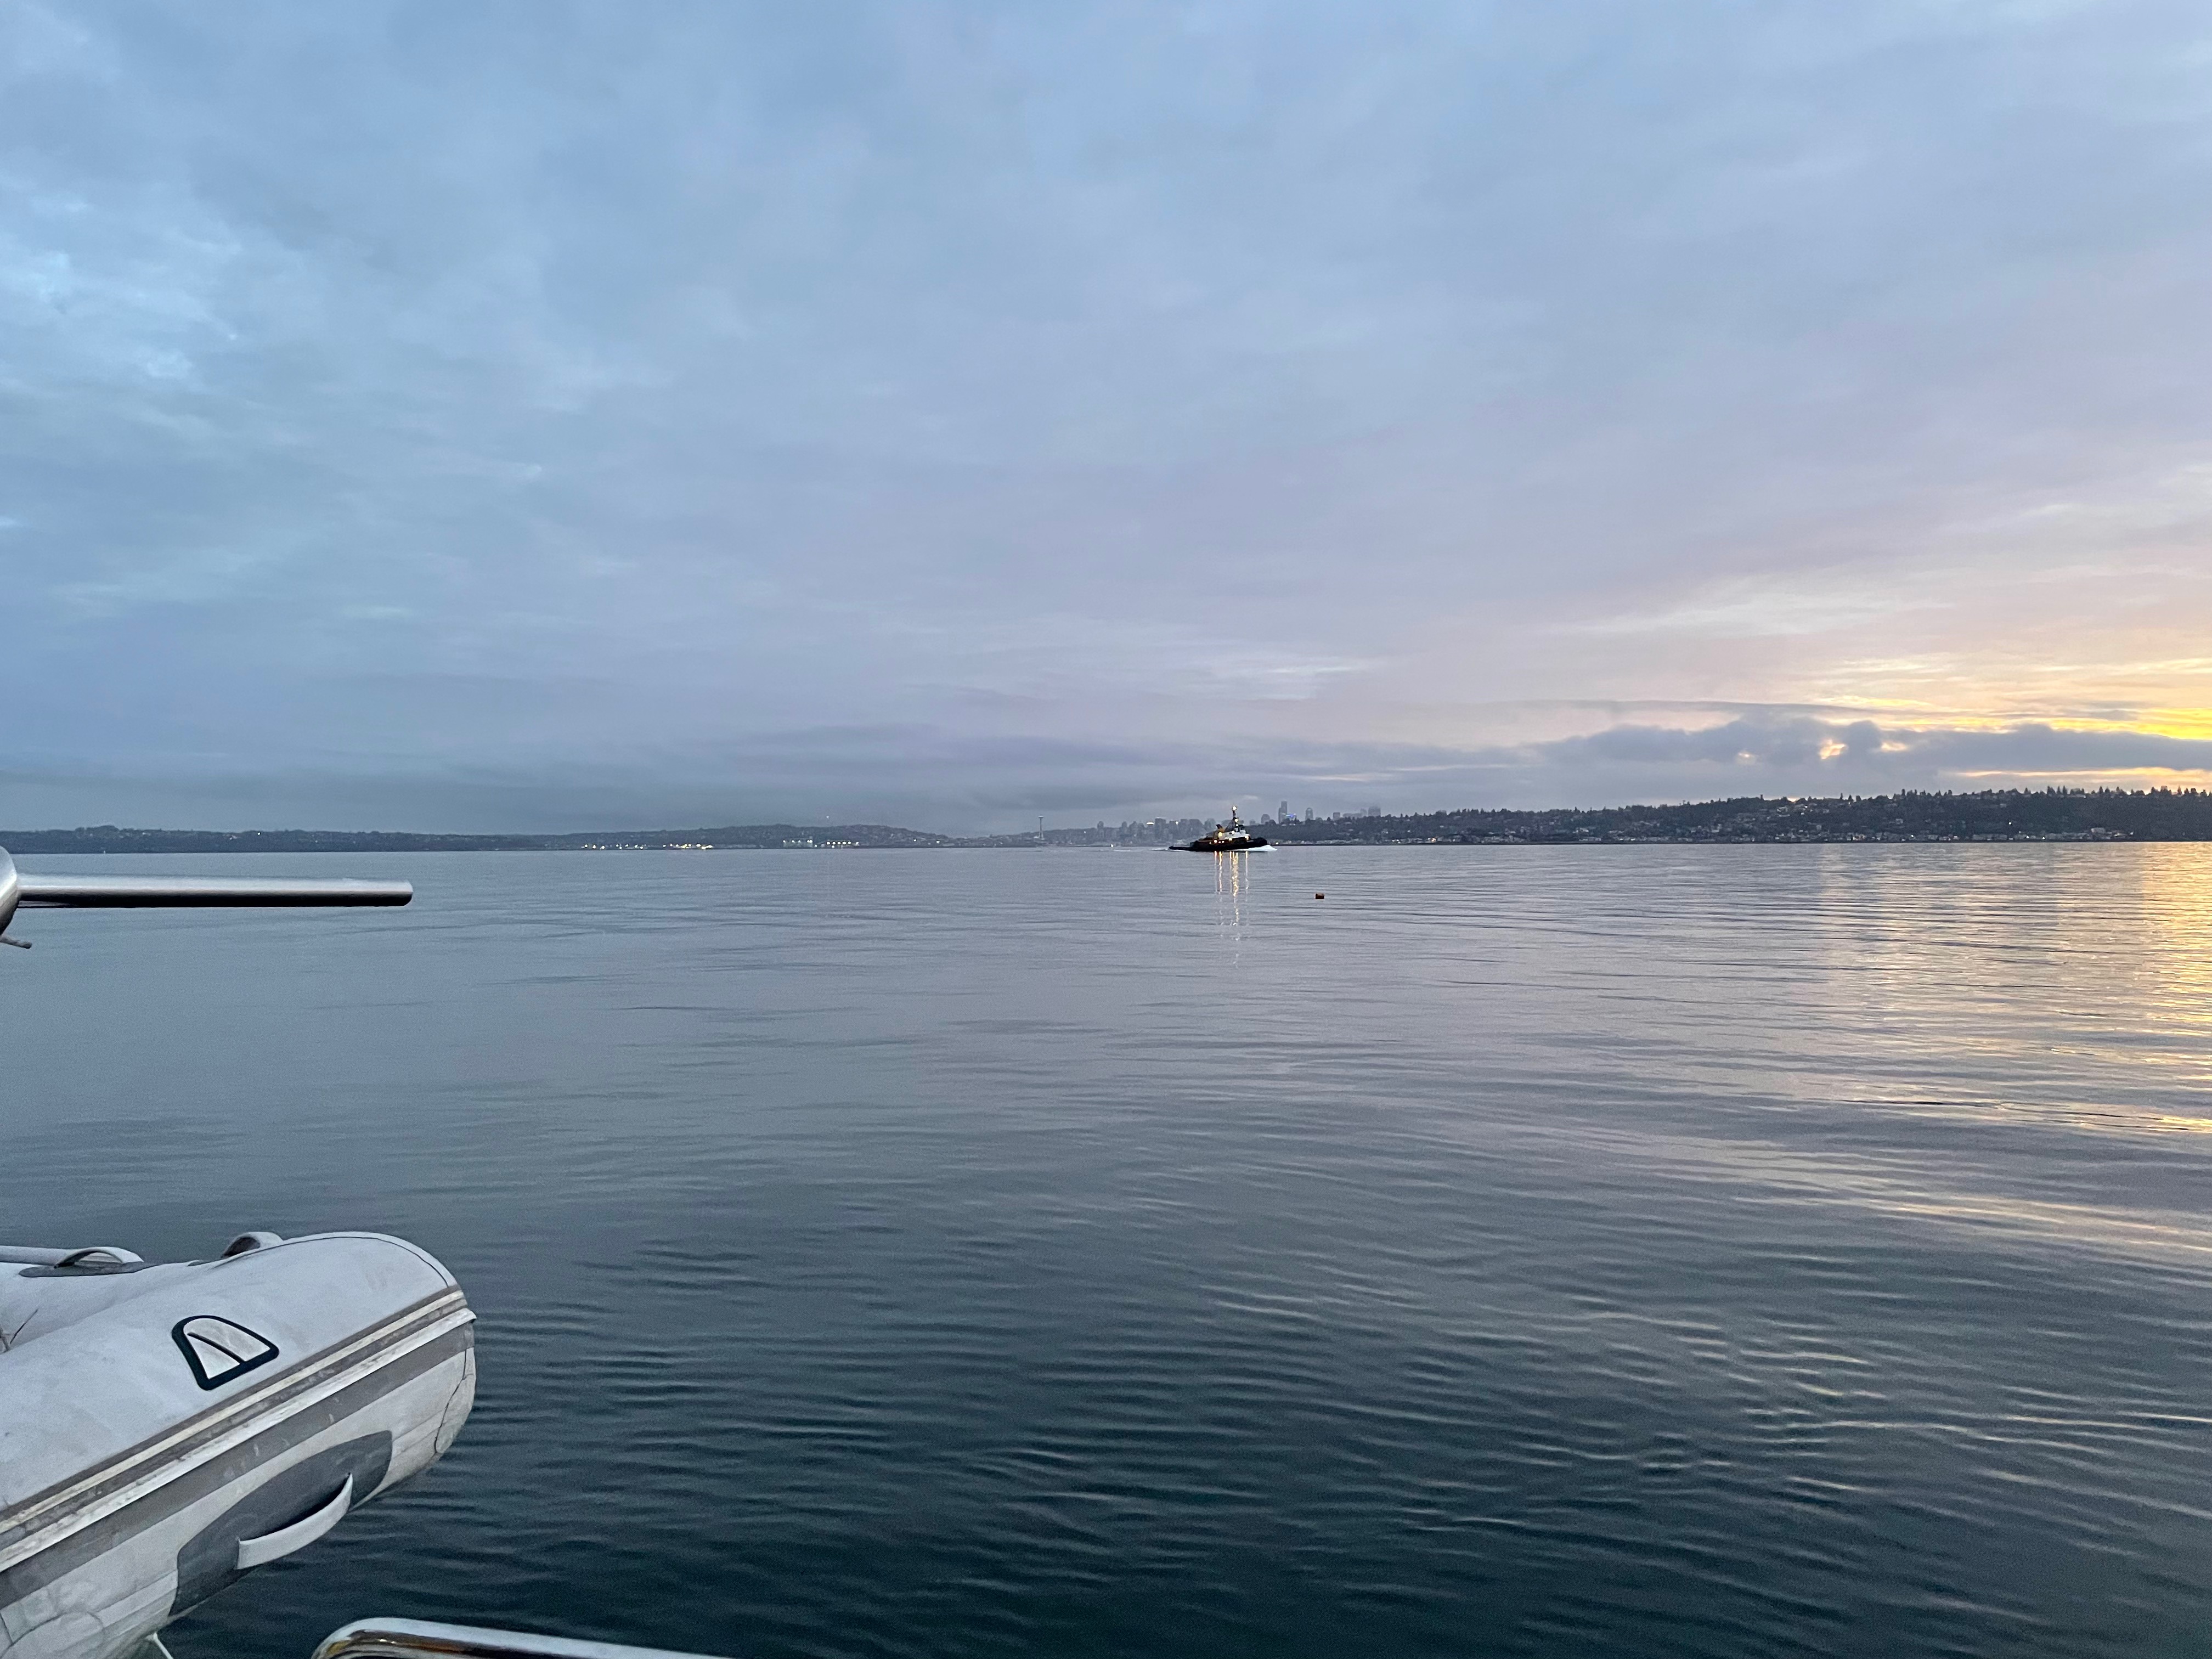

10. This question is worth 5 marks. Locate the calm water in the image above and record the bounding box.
[5,845,2210,1658]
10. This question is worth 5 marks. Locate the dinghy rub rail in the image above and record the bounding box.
[315,1621,735,1659]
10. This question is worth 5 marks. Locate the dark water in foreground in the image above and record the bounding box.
[5,845,2210,1658]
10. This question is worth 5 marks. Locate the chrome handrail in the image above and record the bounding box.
[0,845,410,947]
[15,876,413,907]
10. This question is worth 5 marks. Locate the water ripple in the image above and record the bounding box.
[3,845,2208,1657]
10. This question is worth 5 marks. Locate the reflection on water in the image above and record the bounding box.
[1213,848,1250,951]
[2140,843,2212,1034]
[3,844,2209,1659]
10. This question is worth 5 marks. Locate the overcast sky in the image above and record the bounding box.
[4,0,2210,830]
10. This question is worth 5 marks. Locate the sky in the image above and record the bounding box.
[3,0,2210,832]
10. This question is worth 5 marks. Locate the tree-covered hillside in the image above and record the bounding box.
[1259,789,2212,844]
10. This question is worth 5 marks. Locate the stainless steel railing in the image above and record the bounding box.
[0,845,411,947]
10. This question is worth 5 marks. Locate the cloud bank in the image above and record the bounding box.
[3,715,2204,836]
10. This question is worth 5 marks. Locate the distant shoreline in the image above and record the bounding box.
[7,787,2210,851]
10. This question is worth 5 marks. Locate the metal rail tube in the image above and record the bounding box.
[14,876,412,907]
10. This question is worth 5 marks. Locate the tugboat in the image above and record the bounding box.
[1175,807,1269,852]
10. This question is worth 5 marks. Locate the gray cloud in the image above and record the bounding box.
[2,715,2202,834]
[4,2,2210,828]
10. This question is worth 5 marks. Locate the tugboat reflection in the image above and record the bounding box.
[1215,844,1250,953]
